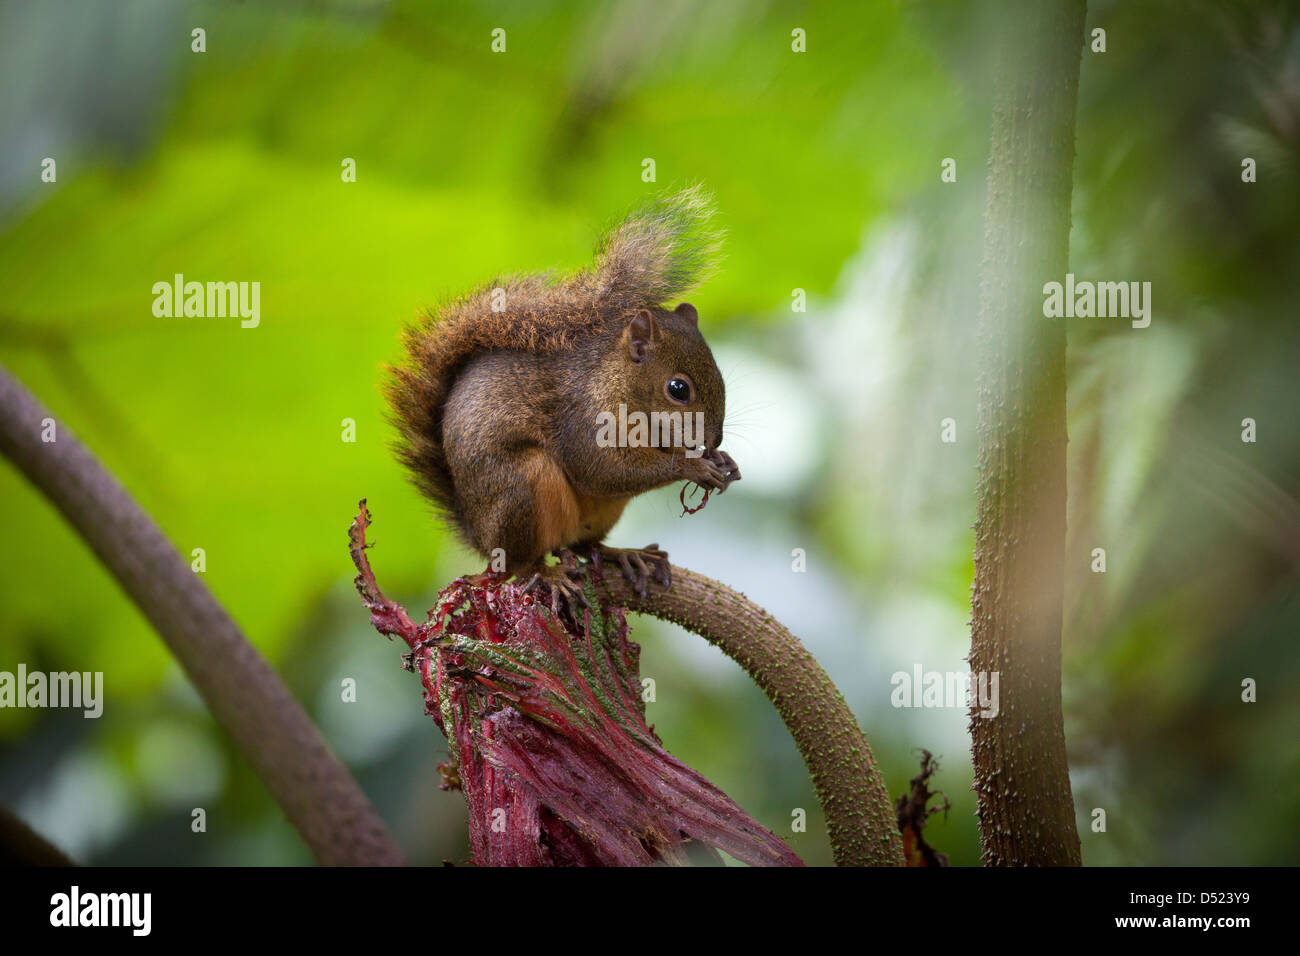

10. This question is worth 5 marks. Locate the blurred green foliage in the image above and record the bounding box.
[1,0,1297,866]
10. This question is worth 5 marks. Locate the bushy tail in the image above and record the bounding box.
[584,183,723,308]
[387,187,722,525]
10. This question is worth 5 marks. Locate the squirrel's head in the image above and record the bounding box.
[616,301,725,453]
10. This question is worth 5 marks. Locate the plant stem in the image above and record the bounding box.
[970,0,1087,866]
[590,565,904,867]
[0,362,406,867]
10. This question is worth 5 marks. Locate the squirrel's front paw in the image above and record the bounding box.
[594,543,671,600]
[682,448,742,492]
[521,562,592,620]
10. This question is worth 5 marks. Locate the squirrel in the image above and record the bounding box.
[386,186,740,614]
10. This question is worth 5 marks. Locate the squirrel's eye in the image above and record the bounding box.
[666,377,692,404]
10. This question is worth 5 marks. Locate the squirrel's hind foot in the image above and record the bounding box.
[593,543,672,600]
[521,562,592,622]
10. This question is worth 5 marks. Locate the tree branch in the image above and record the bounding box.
[0,362,406,866]
[589,564,904,867]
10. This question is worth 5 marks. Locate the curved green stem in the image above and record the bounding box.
[590,565,904,867]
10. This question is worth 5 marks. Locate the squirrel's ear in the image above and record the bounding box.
[674,302,699,325]
[625,309,657,363]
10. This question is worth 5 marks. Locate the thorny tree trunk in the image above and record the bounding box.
[970,0,1087,866]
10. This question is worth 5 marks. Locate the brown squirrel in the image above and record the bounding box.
[386,187,740,612]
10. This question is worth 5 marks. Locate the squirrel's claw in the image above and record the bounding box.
[522,563,591,620]
[598,544,671,599]
[709,450,741,490]
[551,547,583,572]
[683,448,741,493]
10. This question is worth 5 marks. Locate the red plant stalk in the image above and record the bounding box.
[349,500,802,866]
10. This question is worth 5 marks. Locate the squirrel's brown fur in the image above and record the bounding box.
[386,186,722,540]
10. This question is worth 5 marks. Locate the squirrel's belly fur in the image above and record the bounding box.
[440,349,630,569]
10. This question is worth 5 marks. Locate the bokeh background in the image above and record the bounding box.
[1,0,1297,866]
